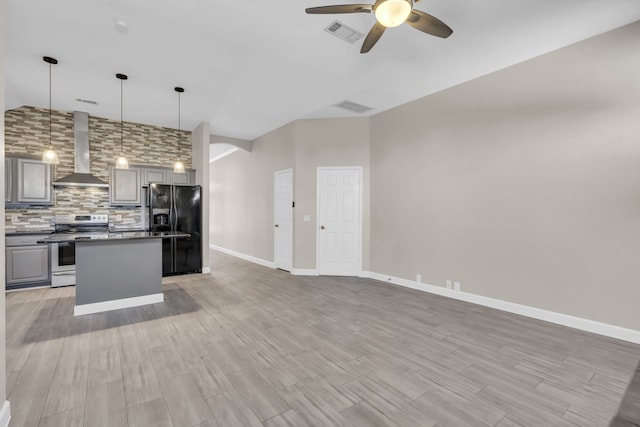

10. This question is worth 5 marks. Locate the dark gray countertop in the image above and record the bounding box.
[6,230,54,236]
[37,231,190,244]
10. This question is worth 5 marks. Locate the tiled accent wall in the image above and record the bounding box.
[4,106,192,232]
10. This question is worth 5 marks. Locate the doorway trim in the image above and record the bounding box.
[316,166,363,276]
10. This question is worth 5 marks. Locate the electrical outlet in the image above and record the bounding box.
[446,280,452,289]
[454,281,461,291]
[416,274,421,283]
[116,215,122,221]
[11,214,18,222]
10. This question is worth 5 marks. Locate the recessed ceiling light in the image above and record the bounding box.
[115,19,128,34]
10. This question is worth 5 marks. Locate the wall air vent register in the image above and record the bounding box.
[334,100,373,114]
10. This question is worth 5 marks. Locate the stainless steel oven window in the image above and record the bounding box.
[58,242,75,266]
[51,243,75,273]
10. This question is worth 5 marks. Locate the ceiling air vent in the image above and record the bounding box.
[76,98,99,105]
[335,100,373,114]
[324,20,364,44]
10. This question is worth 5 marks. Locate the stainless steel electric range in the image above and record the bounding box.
[50,214,109,287]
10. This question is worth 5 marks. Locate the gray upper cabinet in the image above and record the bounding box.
[17,158,53,203]
[171,169,196,186]
[141,167,171,186]
[110,167,141,206]
[5,157,53,206]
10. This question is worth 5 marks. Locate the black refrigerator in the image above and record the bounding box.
[149,183,202,276]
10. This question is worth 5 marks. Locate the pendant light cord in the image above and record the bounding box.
[120,78,124,155]
[177,90,181,159]
[49,61,52,148]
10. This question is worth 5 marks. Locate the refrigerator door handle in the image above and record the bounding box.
[172,186,178,231]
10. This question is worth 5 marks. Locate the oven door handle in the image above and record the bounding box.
[58,242,73,247]
[52,271,75,276]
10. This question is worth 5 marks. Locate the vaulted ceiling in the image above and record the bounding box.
[5,0,640,140]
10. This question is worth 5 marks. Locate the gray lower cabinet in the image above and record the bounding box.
[110,167,141,206]
[6,235,50,286]
[5,157,54,205]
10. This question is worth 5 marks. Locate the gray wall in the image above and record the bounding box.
[293,119,370,270]
[210,118,370,270]
[370,22,640,330]
[209,22,640,331]
[1,0,7,406]
[210,122,295,261]
[192,122,210,272]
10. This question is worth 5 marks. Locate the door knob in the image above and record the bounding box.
[320,225,325,230]
[275,224,279,228]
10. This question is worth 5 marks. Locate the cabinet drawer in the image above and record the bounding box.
[6,235,50,246]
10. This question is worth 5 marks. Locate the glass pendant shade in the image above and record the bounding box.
[42,146,60,164]
[42,56,60,165]
[173,160,185,174]
[375,0,412,27]
[116,155,129,169]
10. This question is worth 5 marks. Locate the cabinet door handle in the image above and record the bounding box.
[320,225,325,230]
[274,224,279,228]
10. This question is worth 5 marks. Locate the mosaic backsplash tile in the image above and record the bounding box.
[5,106,193,232]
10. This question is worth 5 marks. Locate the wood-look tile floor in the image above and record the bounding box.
[6,251,640,427]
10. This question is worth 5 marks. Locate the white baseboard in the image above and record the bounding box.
[0,401,10,427]
[202,267,211,274]
[209,244,275,269]
[74,293,164,316]
[292,269,319,276]
[359,271,371,278]
[368,272,640,345]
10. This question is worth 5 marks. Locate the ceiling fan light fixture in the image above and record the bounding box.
[374,0,412,28]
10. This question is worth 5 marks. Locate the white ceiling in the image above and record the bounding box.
[5,0,640,141]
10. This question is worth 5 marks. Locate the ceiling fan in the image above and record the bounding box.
[305,0,453,53]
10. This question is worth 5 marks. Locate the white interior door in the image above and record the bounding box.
[274,169,293,271]
[317,167,362,276]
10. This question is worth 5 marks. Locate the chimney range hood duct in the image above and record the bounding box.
[53,111,109,188]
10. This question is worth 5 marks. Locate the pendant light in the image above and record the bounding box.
[115,73,129,169]
[173,86,185,174]
[42,56,60,164]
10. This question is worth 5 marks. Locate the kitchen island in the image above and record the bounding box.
[38,231,189,315]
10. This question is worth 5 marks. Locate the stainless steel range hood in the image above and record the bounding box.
[53,111,109,188]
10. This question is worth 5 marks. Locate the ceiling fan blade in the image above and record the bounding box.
[406,10,453,38]
[305,4,372,14]
[360,22,386,53]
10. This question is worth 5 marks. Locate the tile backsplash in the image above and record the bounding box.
[5,106,193,232]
